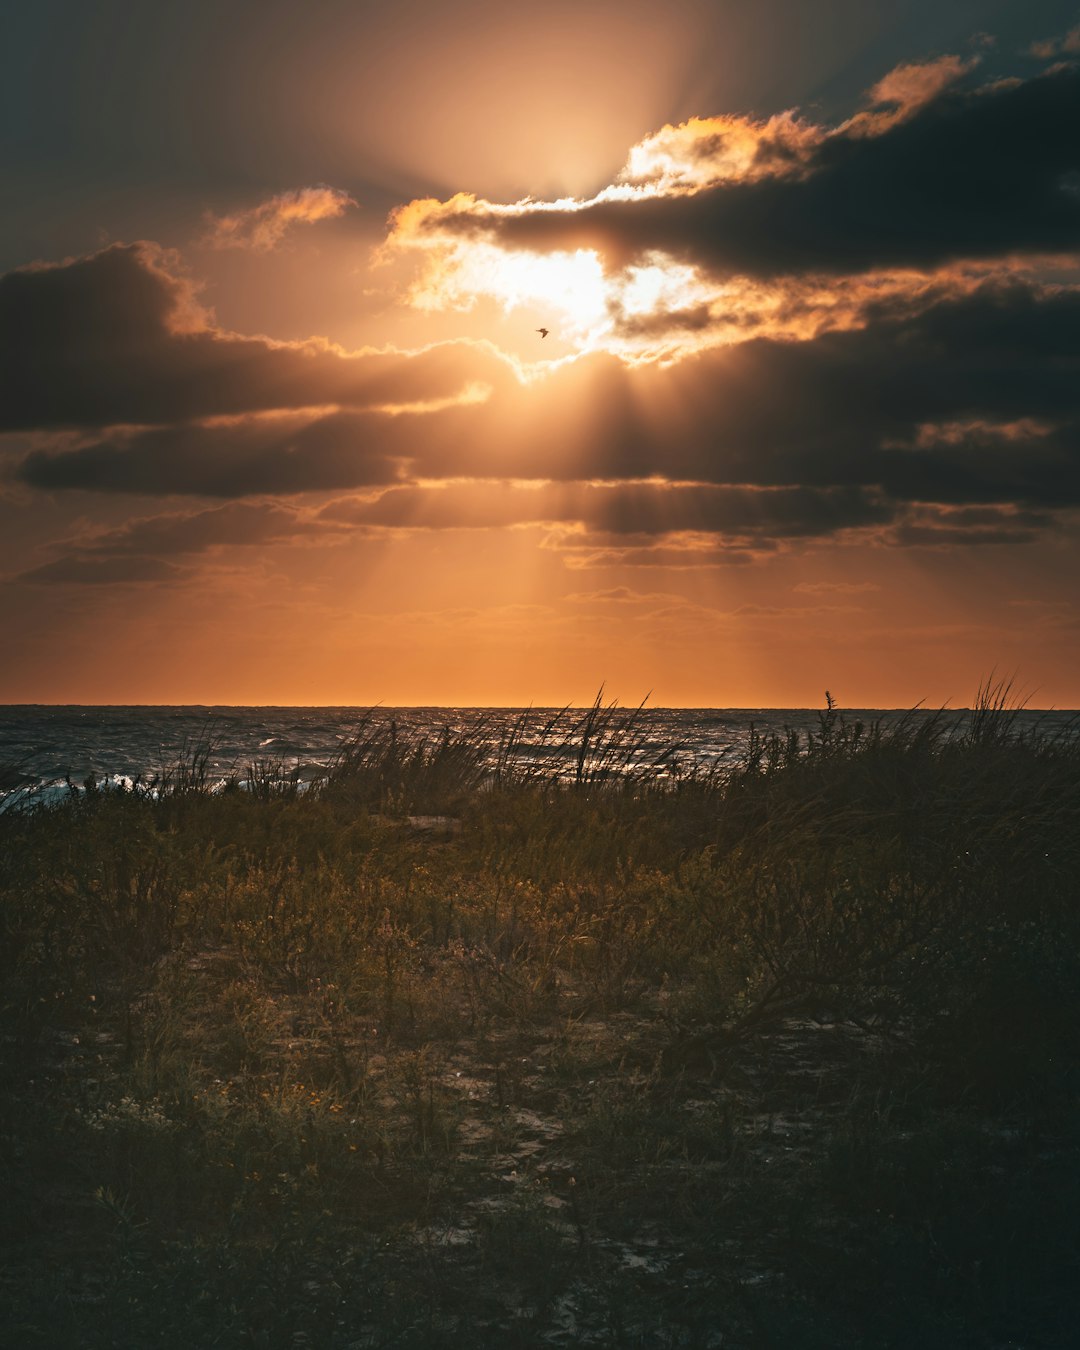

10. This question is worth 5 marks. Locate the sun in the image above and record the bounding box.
[392,198,717,359]
[409,240,610,343]
[482,246,609,337]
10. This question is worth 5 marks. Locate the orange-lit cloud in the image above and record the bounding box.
[616,110,823,191]
[13,501,348,586]
[844,54,980,136]
[316,480,890,543]
[0,244,516,432]
[71,501,340,556]
[201,186,356,251]
[1030,25,1080,60]
[543,534,766,571]
[10,259,1080,561]
[386,61,1080,319]
[383,58,1079,364]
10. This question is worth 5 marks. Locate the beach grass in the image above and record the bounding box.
[2,687,1079,1347]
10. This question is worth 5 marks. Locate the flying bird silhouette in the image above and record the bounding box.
[536,327,549,339]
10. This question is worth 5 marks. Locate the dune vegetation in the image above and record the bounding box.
[2,688,1079,1348]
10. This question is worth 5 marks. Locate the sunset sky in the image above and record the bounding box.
[2,0,1079,707]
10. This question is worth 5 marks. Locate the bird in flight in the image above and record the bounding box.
[536,327,549,339]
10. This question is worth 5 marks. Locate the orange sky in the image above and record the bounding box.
[1,1,1079,707]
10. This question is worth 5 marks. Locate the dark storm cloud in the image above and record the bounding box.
[878,421,1080,508]
[888,504,1055,547]
[578,482,889,536]
[319,481,890,538]
[431,64,1080,279]
[0,244,514,431]
[415,282,1080,508]
[15,280,1080,522]
[18,412,409,496]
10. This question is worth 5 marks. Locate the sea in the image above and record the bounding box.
[1,704,1076,808]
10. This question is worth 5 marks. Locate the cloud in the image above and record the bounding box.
[16,501,347,589]
[13,280,1080,542]
[564,586,670,604]
[615,110,823,191]
[201,187,356,251]
[846,55,979,135]
[73,501,339,556]
[886,503,1055,548]
[15,556,187,586]
[1030,25,1080,60]
[6,40,1080,571]
[793,581,881,595]
[393,63,1080,281]
[318,480,891,540]
[548,538,762,570]
[18,411,410,496]
[0,243,515,431]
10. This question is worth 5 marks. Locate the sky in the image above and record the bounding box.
[2,0,1079,708]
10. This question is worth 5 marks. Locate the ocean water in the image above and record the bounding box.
[1,703,1076,806]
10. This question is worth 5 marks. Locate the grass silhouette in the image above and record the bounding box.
[1,685,1078,1347]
